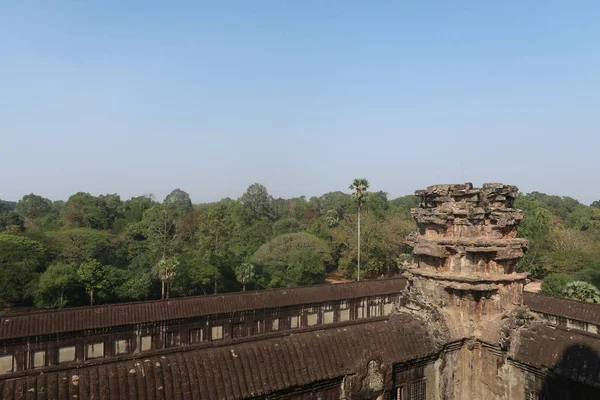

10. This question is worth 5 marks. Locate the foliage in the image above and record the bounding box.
[114,264,153,301]
[153,257,179,299]
[366,191,389,219]
[164,189,193,213]
[77,260,108,306]
[272,218,301,236]
[251,232,333,269]
[332,212,409,279]
[515,197,552,277]
[58,193,125,231]
[548,227,595,252]
[285,249,326,286]
[525,192,585,220]
[4,183,600,312]
[562,281,600,303]
[35,262,77,308]
[143,204,183,259]
[541,249,600,275]
[325,210,339,227]
[234,262,255,291]
[48,228,112,265]
[540,274,574,296]
[317,191,351,218]
[0,235,47,306]
[16,194,52,226]
[0,200,16,211]
[390,195,419,211]
[0,211,24,232]
[349,178,370,208]
[35,214,60,231]
[0,234,47,265]
[566,207,600,231]
[241,183,274,221]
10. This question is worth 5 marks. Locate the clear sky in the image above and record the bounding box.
[1,1,599,204]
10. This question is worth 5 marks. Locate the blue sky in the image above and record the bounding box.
[1,1,599,204]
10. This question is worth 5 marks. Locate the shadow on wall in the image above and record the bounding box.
[540,344,600,400]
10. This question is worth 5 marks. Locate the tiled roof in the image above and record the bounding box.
[0,278,406,340]
[524,292,600,325]
[0,315,437,399]
[512,323,600,388]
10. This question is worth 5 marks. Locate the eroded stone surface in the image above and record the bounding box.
[406,183,529,344]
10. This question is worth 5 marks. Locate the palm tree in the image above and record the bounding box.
[153,257,179,299]
[234,262,255,292]
[349,178,370,281]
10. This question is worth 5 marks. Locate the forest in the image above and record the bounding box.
[1,182,600,311]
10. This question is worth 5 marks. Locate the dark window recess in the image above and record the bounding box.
[253,320,265,334]
[232,322,245,338]
[395,386,404,400]
[409,379,426,400]
[189,328,203,344]
[166,331,180,347]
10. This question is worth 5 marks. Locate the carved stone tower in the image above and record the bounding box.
[406,183,528,343]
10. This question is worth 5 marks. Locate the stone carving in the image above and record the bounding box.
[406,183,528,342]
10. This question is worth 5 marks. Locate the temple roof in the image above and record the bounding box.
[512,323,600,388]
[0,278,406,340]
[0,315,438,400]
[525,292,600,325]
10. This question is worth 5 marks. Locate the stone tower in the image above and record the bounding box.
[406,183,528,343]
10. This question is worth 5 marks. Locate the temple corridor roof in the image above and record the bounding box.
[0,278,406,340]
[0,314,437,400]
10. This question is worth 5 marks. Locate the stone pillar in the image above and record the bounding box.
[406,183,528,344]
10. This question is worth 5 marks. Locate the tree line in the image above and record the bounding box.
[2,184,599,311]
[516,193,600,302]
[0,182,417,311]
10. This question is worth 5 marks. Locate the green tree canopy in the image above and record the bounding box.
[0,211,24,232]
[515,197,552,277]
[240,183,274,221]
[77,259,108,306]
[35,262,77,308]
[48,228,112,265]
[0,235,47,306]
[525,192,585,220]
[390,195,419,211]
[251,232,333,270]
[285,249,326,286]
[164,189,193,213]
[61,192,122,230]
[365,190,389,219]
[540,274,574,296]
[317,191,351,218]
[143,204,183,259]
[0,234,47,265]
[16,193,53,226]
[272,218,301,237]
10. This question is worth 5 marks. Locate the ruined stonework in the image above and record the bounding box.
[401,183,530,400]
[406,183,528,343]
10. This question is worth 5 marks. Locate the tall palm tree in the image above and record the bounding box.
[349,178,370,281]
